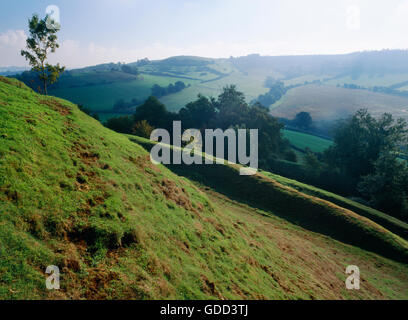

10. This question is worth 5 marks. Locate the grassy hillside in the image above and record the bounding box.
[50,74,198,113]
[47,57,268,113]
[130,136,408,261]
[271,84,408,122]
[1,76,408,300]
[259,171,408,241]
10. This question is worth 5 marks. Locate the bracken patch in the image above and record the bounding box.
[159,178,196,212]
[38,98,71,116]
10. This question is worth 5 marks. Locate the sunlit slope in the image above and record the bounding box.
[1,77,408,300]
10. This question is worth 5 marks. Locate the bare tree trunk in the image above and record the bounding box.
[41,62,47,96]
[43,78,47,96]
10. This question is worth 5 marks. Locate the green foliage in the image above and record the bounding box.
[325,109,408,178]
[358,154,408,220]
[292,112,313,130]
[104,115,134,133]
[119,85,288,167]
[132,120,154,138]
[324,109,408,219]
[121,64,139,75]
[20,14,65,95]
[283,150,297,162]
[113,98,142,113]
[304,150,322,175]
[256,80,286,107]
[151,81,187,98]
[179,94,216,129]
[134,96,172,129]
[215,85,248,129]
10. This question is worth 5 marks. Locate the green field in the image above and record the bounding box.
[49,74,198,112]
[22,53,408,123]
[283,129,333,153]
[271,84,408,122]
[47,58,269,113]
[160,71,267,111]
[2,76,408,299]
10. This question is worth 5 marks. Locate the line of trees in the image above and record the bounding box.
[112,98,143,113]
[105,85,296,167]
[338,83,408,98]
[151,81,187,98]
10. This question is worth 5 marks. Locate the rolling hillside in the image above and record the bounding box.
[47,57,268,114]
[271,84,408,122]
[1,76,408,300]
[10,50,408,125]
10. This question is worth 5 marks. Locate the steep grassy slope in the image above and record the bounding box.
[1,77,408,300]
[259,171,408,241]
[130,136,408,262]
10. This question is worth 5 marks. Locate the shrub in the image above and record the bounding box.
[132,120,154,139]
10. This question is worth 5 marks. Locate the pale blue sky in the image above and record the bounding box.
[1,0,408,68]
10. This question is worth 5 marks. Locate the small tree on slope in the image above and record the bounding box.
[21,14,65,95]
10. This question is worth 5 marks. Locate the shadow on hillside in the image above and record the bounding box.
[133,139,408,264]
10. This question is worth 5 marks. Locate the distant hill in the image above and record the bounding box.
[271,84,408,122]
[10,50,408,121]
[1,76,408,299]
[0,66,28,76]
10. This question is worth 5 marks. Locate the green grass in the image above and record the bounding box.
[259,170,408,241]
[1,76,408,300]
[160,71,267,111]
[49,74,198,112]
[47,58,268,113]
[129,136,408,262]
[283,129,333,153]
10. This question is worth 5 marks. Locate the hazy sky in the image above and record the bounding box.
[1,0,408,68]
